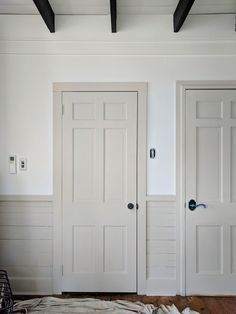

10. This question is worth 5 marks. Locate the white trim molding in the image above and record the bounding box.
[1,41,236,56]
[176,80,236,296]
[53,82,148,295]
[0,195,52,202]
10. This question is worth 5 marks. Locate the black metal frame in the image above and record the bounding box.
[0,270,13,314]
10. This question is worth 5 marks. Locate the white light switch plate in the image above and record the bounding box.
[9,155,17,174]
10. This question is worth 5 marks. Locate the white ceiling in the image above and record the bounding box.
[0,0,235,15]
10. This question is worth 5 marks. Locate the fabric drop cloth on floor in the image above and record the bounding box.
[13,297,200,314]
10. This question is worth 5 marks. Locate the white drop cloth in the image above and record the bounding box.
[13,297,200,314]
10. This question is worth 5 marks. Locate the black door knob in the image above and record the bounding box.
[188,199,196,211]
[127,203,134,210]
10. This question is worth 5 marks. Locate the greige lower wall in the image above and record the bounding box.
[146,196,177,295]
[0,195,53,295]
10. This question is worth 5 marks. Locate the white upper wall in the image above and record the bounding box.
[0,14,236,41]
[0,14,236,195]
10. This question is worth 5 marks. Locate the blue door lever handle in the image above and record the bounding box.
[196,203,207,208]
[188,199,207,211]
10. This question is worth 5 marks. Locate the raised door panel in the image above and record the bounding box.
[104,226,127,273]
[196,127,222,202]
[72,225,96,274]
[196,225,223,275]
[230,226,236,274]
[231,102,236,119]
[104,129,127,202]
[231,128,236,202]
[104,103,127,120]
[196,100,223,119]
[73,102,96,120]
[73,129,97,202]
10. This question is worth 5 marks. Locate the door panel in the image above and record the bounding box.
[196,127,222,201]
[104,128,126,201]
[72,225,96,273]
[104,226,127,273]
[73,128,97,201]
[231,226,236,274]
[196,225,223,275]
[232,127,236,202]
[186,89,236,295]
[62,91,137,292]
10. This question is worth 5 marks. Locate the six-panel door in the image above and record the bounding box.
[62,92,137,292]
[186,90,236,295]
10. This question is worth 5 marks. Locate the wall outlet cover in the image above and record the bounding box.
[19,158,27,171]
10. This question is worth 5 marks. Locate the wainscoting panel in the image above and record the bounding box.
[0,195,53,295]
[0,195,177,295]
[146,196,177,295]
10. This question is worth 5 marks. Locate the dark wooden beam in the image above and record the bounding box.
[110,0,117,33]
[173,0,195,32]
[33,0,55,33]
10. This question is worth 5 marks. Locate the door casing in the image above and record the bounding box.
[53,82,147,294]
[176,81,236,296]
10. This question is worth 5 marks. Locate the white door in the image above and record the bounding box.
[186,89,236,295]
[62,91,137,292]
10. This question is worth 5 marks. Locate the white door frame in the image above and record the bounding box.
[53,82,148,294]
[176,80,236,296]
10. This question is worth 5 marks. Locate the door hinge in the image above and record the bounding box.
[136,203,139,210]
[62,104,64,115]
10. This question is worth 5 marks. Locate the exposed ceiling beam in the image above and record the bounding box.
[174,0,195,32]
[110,0,117,33]
[33,0,55,33]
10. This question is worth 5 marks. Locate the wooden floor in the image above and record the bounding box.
[17,294,236,314]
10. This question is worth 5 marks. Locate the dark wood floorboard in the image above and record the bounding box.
[15,294,236,314]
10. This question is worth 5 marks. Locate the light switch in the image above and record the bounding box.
[150,148,156,159]
[19,158,27,171]
[9,155,17,174]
